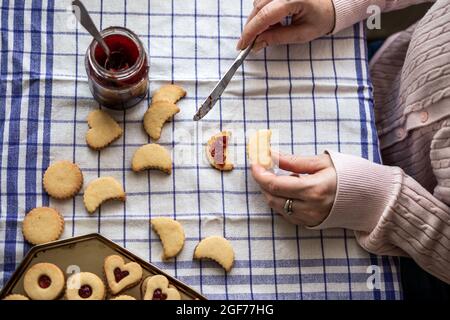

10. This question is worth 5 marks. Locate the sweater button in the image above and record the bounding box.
[396,128,406,138]
[420,111,429,123]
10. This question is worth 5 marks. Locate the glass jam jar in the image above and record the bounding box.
[85,26,149,110]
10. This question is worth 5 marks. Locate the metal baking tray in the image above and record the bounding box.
[0,233,206,300]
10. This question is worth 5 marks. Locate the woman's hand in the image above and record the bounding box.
[237,0,335,51]
[251,153,337,227]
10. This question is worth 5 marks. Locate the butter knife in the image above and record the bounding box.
[193,40,255,121]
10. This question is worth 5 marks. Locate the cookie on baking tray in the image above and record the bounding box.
[206,131,233,171]
[23,263,65,300]
[22,207,64,245]
[131,143,172,174]
[104,255,143,295]
[248,129,273,169]
[110,295,136,300]
[2,294,29,300]
[66,272,106,300]
[141,274,181,300]
[151,217,185,259]
[86,109,123,150]
[193,236,235,272]
[43,160,83,199]
[151,84,186,104]
[83,176,126,213]
[143,101,180,141]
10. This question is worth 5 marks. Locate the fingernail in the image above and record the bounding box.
[252,40,268,53]
[251,164,264,173]
[236,39,243,50]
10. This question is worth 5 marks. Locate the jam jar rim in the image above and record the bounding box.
[87,26,147,82]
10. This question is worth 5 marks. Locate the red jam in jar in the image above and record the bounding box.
[85,26,149,110]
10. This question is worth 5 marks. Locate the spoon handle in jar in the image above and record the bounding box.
[72,0,111,57]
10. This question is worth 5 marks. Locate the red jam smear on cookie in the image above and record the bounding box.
[78,285,93,299]
[114,267,130,283]
[38,275,52,289]
[152,289,167,300]
[210,135,228,166]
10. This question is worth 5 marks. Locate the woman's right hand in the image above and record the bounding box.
[237,0,336,52]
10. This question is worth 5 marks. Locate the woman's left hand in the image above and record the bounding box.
[251,152,337,227]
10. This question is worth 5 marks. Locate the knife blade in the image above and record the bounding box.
[193,40,255,121]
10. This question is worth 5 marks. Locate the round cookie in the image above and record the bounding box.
[43,160,83,199]
[22,207,64,245]
[23,263,65,300]
[2,294,29,300]
[66,272,106,300]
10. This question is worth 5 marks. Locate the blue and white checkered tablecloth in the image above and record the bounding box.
[0,0,402,299]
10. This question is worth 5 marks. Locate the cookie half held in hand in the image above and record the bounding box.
[193,236,235,272]
[43,160,83,199]
[86,109,123,150]
[141,275,181,300]
[131,143,172,174]
[66,272,106,300]
[248,129,273,169]
[83,176,126,214]
[206,131,233,171]
[23,263,65,300]
[104,255,143,295]
[22,207,64,245]
[151,217,185,259]
[143,101,180,140]
[151,84,186,104]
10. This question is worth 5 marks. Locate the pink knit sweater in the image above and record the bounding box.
[311,0,450,284]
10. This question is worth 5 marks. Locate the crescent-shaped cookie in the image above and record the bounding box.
[131,144,172,174]
[143,101,180,140]
[206,131,233,171]
[151,217,185,259]
[83,177,126,214]
[86,110,123,150]
[248,129,273,169]
[193,236,235,272]
[151,84,186,104]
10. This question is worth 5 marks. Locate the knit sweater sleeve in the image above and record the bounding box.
[308,151,450,284]
[332,0,435,33]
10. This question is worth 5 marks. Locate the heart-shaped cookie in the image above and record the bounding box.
[141,275,181,300]
[104,255,143,295]
[86,110,123,150]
